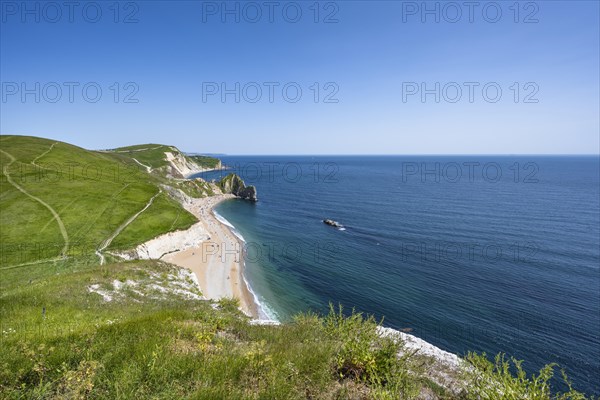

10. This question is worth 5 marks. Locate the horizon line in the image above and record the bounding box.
[2,134,598,157]
[189,153,600,157]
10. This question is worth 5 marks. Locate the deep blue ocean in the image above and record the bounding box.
[192,156,600,395]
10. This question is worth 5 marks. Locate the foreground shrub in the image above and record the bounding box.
[323,304,421,399]
[464,353,593,400]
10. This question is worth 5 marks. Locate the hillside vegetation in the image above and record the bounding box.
[189,155,222,169]
[0,260,592,399]
[0,136,593,399]
[0,135,197,268]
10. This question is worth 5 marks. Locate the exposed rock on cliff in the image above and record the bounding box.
[164,150,202,178]
[218,173,258,202]
[116,221,210,260]
[107,144,221,179]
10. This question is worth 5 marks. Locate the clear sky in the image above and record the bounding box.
[1,0,599,154]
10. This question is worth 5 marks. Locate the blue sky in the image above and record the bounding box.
[1,0,599,154]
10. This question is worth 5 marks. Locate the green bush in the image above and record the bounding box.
[323,303,421,398]
[464,353,592,400]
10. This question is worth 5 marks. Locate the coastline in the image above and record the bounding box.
[118,179,464,383]
[162,194,259,318]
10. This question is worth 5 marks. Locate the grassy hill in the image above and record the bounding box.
[0,135,197,272]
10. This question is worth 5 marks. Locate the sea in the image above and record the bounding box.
[191,156,600,395]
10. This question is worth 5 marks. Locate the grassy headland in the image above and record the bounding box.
[0,135,197,267]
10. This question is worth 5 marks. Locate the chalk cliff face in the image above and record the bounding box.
[118,222,210,260]
[218,173,258,202]
[164,150,204,178]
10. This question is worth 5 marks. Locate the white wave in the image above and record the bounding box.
[212,210,235,229]
[213,209,279,322]
[213,210,246,243]
[242,271,280,322]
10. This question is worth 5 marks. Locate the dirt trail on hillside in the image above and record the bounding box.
[31,142,57,166]
[96,190,162,264]
[0,149,69,256]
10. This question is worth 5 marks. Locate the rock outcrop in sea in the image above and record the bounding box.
[323,219,343,228]
[218,173,258,202]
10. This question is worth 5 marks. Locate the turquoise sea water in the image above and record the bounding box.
[192,156,600,395]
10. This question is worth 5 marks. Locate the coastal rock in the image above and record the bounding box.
[218,173,258,202]
[236,185,258,202]
[323,219,343,228]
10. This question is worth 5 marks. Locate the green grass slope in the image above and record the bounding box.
[1,260,591,399]
[107,191,196,251]
[0,135,196,268]
[189,155,221,169]
[0,260,443,399]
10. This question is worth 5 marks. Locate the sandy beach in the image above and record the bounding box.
[163,194,259,318]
